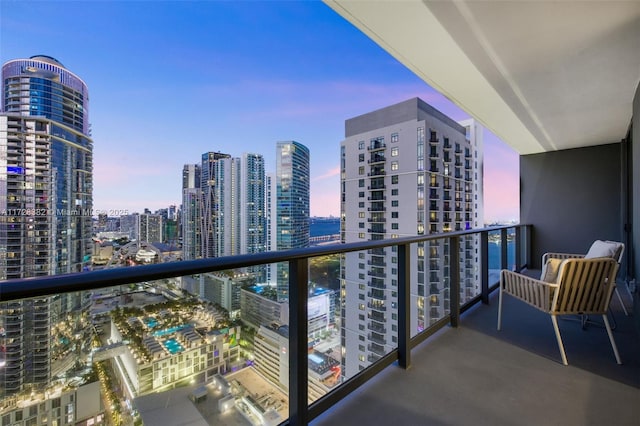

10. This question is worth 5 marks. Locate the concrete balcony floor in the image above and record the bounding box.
[313,287,639,426]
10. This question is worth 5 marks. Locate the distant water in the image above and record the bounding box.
[489,240,516,270]
[310,218,516,269]
[310,218,340,237]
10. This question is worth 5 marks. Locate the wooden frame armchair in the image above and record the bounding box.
[497,257,621,365]
[542,241,627,316]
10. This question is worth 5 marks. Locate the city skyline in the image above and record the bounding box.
[0,1,519,222]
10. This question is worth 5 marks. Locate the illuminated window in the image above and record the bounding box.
[391,161,398,170]
[391,147,399,156]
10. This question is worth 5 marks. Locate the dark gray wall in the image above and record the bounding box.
[632,82,639,323]
[520,143,623,269]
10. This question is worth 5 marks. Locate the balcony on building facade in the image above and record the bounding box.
[368,153,386,164]
[368,333,386,345]
[367,216,386,223]
[367,204,386,212]
[368,140,386,151]
[367,269,386,279]
[368,279,386,290]
[367,258,386,267]
[367,302,387,312]
[368,343,387,357]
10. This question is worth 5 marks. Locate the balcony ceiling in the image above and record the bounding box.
[324,1,640,154]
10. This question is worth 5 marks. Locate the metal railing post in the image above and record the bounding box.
[515,226,523,272]
[450,236,460,327]
[289,257,309,426]
[480,231,489,304]
[500,228,508,270]
[397,243,411,369]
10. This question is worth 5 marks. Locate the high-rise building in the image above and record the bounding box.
[139,214,163,243]
[239,153,266,280]
[265,172,277,283]
[198,152,266,263]
[0,56,93,398]
[274,141,310,302]
[181,164,201,260]
[200,152,239,258]
[339,98,481,378]
[240,153,266,256]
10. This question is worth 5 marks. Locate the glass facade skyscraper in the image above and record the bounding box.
[0,56,93,398]
[275,141,310,302]
[181,163,201,260]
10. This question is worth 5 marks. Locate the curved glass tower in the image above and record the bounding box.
[0,56,93,401]
[2,55,90,135]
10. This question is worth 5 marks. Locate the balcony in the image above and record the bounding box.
[313,290,638,425]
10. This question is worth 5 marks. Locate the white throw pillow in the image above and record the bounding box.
[584,240,619,259]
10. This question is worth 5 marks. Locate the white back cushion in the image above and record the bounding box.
[584,240,619,259]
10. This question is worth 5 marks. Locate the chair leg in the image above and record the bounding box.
[497,285,503,331]
[551,315,568,365]
[614,288,629,316]
[602,314,622,364]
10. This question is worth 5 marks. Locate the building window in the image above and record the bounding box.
[392,223,398,230]
[359,191,364,198]
[391,200,398,207]
[391,147,399,156]
[391,189,398,196]
[358,232,365,239]
[359,211,365,218]
[359,222,364,228]
[391,161,398,170]
[359,262,365,269]
[359,166,364,175]
[359,202,365,208]
[391,175,398,184]
[359,293,365,300]
[359,303,365,310]
[359,179,365,187]
[359,273,365,279]
[391,133,399,143]
[359,141,364,149]
[359,252,365,258]
[359,153,365,162]
[391,211,398,218]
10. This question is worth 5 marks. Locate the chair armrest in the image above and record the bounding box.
[501,270,557,312]
[542,252,584,264]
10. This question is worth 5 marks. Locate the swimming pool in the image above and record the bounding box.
[153,324,189,337]
[144,318,158,329]
[163,338,184,354]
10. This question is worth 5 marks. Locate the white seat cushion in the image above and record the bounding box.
[540,258,565,283]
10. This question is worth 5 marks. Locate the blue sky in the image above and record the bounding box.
[1,1,519,222]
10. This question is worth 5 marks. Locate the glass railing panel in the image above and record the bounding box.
[307,254,341,404]
[459,233,481,305]
[339,248,394,382]
[412,238,451,338]
[487,229,503,285]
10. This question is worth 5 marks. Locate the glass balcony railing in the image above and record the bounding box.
[0,225,530,425]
